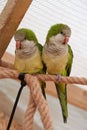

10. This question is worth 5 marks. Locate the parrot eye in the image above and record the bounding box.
[60,31,65,36]
[24,37,27,40]
[60,31,63,34]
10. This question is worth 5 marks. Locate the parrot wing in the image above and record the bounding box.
[66,45,73,76]
[37,43,43,55]
[55,45,73,123]
[37,43,47,99]
[37,43,47,74]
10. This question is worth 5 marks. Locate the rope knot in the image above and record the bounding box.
[18,73,26,86]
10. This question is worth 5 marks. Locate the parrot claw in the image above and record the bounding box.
[57,74,62,82]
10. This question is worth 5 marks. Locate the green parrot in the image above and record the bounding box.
[14,28,46,99]
[42,23,73,123]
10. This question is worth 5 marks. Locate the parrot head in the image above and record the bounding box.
[14,28,38,50]
[46,23,71,46]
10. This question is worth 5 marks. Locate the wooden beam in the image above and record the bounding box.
[0,91,24,125]
[0,0,32,59]
[67,84,87,110]
[46,82,87,110]
[1,52,87,110]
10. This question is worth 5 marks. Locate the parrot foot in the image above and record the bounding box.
[57,74,62,82]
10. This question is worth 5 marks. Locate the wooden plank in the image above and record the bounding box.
[67,84,87,110]
[46,82,87,110]
[1,52,87,110]
[0,0,32,59]
[0,91,24,125]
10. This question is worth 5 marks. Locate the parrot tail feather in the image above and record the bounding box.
[63,116,67,123]
[41,82,46,99]
[55,83,68,123]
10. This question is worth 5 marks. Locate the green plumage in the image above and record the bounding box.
[55,45,73,122]
[66,45,73,76]
[14,28,46,99]
[46,24,71,43]
[15,28,38,43]
[42,23,73,123]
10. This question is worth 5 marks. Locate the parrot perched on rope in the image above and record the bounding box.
[14,28,46,99]
[42,23,73,123]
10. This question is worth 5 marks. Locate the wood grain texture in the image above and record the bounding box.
[0,52,87,110]
[0,0,32,59]
[46,82,87,110]
[0,91,24,125]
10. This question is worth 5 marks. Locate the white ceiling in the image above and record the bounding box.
[0,0,87,90]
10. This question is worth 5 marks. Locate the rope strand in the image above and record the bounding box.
[22,94,36,130]
[0,66,87,130]
[24,74,54,130]
[0,67,87,85]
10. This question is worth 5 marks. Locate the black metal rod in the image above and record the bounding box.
[6,82,25,130]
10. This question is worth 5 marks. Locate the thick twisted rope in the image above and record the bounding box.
[36,74,87,85]
[0,67,87,85]
[23,74,54,130]
[0,67,19,79]
[22,93,36,130]
[0,66,87,130]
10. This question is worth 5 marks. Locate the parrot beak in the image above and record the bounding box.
[16,40,21,49]
[63,37,69,44]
